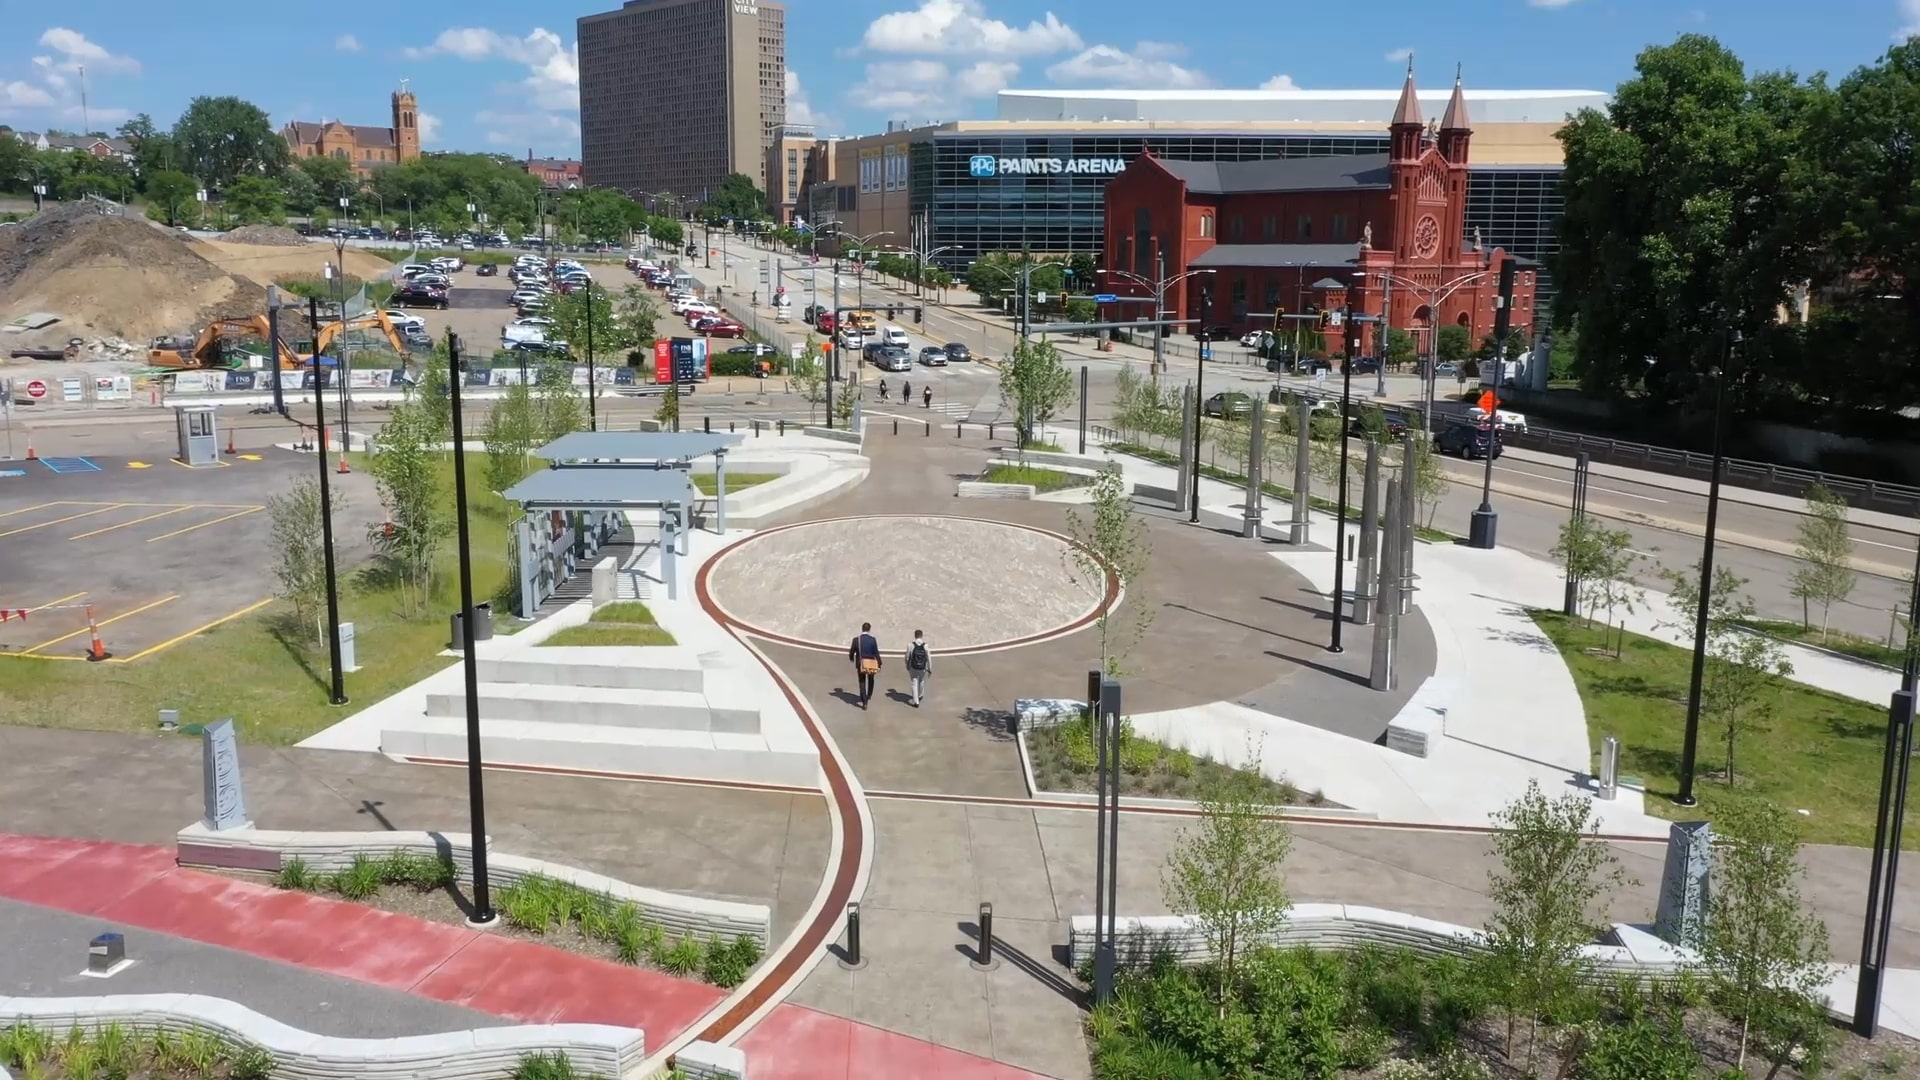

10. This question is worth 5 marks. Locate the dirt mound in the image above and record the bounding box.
[196,240,395,288]
[0,204,265,344]
[224,224,309,247]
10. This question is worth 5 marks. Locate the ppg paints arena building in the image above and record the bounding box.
[800,84,1607,306]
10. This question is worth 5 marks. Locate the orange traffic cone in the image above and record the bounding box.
[84,604,109,662]
[24,434,35,461]
[225,429,237,455]
[338,455,350,475]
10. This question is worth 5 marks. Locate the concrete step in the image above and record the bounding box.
[381,717,820,788]
[476,647,705,693]
[424,682,759,734]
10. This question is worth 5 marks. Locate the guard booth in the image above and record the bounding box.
[173,403,219,467]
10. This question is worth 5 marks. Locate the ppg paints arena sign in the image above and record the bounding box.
[968,155,1128,178]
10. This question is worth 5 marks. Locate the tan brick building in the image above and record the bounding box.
[281,88,422,177]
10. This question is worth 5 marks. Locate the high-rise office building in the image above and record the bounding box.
[578,0,786,205]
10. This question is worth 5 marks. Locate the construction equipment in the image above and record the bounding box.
[147,316,301,370]
[316,311,410,357]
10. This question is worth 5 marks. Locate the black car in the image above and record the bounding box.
[392,284,449,309]
[476,263,498,277]
[1436,421,1502,460]
[1343,357,1382,375]
[944,342,972,363]
[508,339,570,359]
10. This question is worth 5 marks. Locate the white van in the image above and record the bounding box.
[882,325,910,348]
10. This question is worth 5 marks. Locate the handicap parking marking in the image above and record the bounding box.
[40,457,101,474]
[143,505,264,543]
[0,469,24,478]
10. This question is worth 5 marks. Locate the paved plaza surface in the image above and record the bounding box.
[0,896,506,1038]
[0,725,829,940]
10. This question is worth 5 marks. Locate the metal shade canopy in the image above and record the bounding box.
[501,466,696,510]
[535,431,743,465]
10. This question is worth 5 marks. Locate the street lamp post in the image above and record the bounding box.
[307,297,347,707]
[584,281,599,430]
[1103,255,1217,381]
[444,331,496,927]
[330,229,353,459]
[1467,259,1518,549]
[1188,288,1214,524]
[1357,267,1498,432]
[1330,301,1360,652]
[1675,331,1738,807]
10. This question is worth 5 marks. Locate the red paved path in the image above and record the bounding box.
[0,835,1056,1079]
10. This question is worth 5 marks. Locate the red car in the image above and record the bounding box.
[696,317,745,338]
[816,311,837,334]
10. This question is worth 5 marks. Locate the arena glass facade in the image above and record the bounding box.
[905,131,1565,309]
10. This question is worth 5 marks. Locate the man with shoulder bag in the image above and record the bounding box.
[849,622,881,709]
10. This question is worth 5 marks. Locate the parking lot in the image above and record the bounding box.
[0,449,324,663]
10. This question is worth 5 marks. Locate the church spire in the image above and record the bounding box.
[1440,63,1470,132]
[1391,55,1423,128]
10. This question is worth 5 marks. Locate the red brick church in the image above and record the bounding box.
[1098,64,1538,358]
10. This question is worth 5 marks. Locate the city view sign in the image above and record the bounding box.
[968,155,1129,178]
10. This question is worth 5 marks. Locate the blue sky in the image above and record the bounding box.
[2,0,1917,159]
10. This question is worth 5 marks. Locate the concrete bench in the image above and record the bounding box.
[676,1040,748,1079]
[1384,710,1442,758]
[956,481,1035,500]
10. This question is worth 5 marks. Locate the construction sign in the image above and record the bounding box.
[1477,390,1498,418]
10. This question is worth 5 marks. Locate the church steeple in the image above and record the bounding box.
[1439,63,1472,163]
[1390,56,1423,162]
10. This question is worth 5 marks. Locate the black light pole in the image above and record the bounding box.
[267,286,287,417]
[1188,288,1212,524]
[1675,334,1736,808]
[1329,302,1358,653]
[308,297,347,706]
[584,282,598,431]
[445,330,497,926]
[1467,259,1517,549]
[1856,540,1920,1036]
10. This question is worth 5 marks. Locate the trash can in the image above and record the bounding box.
[449,610,468,650]
[1268,387,1282,405]
[473,602,495,641]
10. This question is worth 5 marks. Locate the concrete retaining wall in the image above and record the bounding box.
[956,481,1035,500]
[1001,449,1114,472]
[1066,906,1692,982]
[803,425,862,447]
[674,1039,748,1079]
[0,995,644,1080]
[174,824,770,945]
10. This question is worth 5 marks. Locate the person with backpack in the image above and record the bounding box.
[848,622,881,709]
[905,630,932,707]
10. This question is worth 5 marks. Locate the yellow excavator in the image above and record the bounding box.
[147,312,410,370]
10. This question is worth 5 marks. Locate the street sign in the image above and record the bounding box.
[24,380,46,400]
[1092,293,1117,303]
[1035,291,1048,305]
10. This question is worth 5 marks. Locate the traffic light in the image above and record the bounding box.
[1318,309,1333,330]
[914,306,923,325]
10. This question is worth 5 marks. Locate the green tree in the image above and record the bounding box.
[1065,464,1153,675]
[790,338,826,422]
[1699,801,1835,1075]
[997,337,1074,455]
[482,383,539,496]
[1551,516,1645,657]
[1788,482,1857,639]
[265,476,344,647]
[1065,297,1097,330]
[143,170,198,226]
[1161,754,1293,1008]
[1553,35,1821,407]
[1383,326,1418,369]
[0,136,31,193]
[656,378,683,430]
[533,356,585,442]
[367,396,445,615]
[699,172,768,223]
[223,175,285,224]
[548,284,621,364]
[1434,323,1473,365]
[1660,563,1794,786]
[280,167,319,217]
[296,154,358,206]
[1481,780,1632,1072]
[172,95,287,188]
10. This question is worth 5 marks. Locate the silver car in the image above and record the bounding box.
[917,345,948,367]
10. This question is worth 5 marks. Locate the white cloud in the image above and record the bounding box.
[1046,44,1212,89]
[862,0,1081,57]
[335,34,363,53]
[1384,47,1413,64]
[955,60,1020,97]
[475,108,580,151]
[1260,74,1301,91]
[406,27,578,111]
[36,28,139,73]
[849,60,953,113]
[418,112,442,145]
[1900,0,1920,39]
[784,70,830,130]
[0,81,56,110]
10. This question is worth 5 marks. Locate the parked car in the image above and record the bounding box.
[1467,406,1530,433]
[1203,391,1254,419]
[402,325,434,349]
[1239,330,1274,349]
[476,263,499,277]
[381,309,426,329]
[1436,421,1503,460]
[917,345,948,367]
[696,318,745,338]
[1433,360,1458,377]
[944,342,972,363]
[727,343,778,357]
[392,284,449,309]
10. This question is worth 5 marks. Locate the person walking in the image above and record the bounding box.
[922,385,932,410]
[905,630,932,707]
[848,622,881,708]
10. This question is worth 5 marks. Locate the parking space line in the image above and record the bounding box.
[0,501,70,521]
[114,597,274,663]
[108,501,260,510]
[27,591,87,612]
[70,505,196,540]
[0,504,127,539]
[15,595,180,656]
[145,506,264,543]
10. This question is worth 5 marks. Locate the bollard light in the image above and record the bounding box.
[892,418,899,435]
[87,931,126,975]
[978,901,995,965]
[704,415,711,434]
[846,901,862,966]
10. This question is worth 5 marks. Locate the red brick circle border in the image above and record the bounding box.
[696,514,1123,657]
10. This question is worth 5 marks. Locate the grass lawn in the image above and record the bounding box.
[1533,609,1910,848]
[981,464,1088,492]
[690,471,778,495]
[539,599,675,647]
[1027,718,1331,806]
[0,453,513,747]
[1740,617,1906,670]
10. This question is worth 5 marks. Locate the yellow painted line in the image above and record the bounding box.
[27,591,87,613]
[95,501,258,510]
[70,505,195,540]
[17,595,180,656]
[114,597,275,663]
[0,504,126,539]
[0,652,89,662]
[237,454,262,461]
[169,458,231,470]
[127,461,152,469]
[0,501,69,520]
[145,506,263,543]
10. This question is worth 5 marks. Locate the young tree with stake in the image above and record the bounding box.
[998,337,1073,458]
[367,395,446,616]
[267,476,342,647]
[1789,482,1857,641]
[1661,563,1793,786]
[1064,463,1152,676]
[789,338,826,423]
[1162,752,1292,1010]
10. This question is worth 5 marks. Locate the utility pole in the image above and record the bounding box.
[1153,250,1167,379]
[1187,289,1212,524]
[1467,259,1517,549]
[1330,302,1358,652]
[308,297,347,708]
